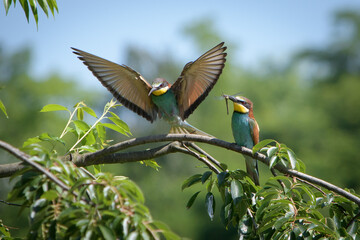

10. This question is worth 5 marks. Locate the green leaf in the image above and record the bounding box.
[182,174,202,191]
[40,104,68,112]
[77,107,84,120]
[220,163,228,170]
[0,221,10,237]
[47,0,58,16]
[79,145,98,153]
[23,136,41,147]
[83,106,97,118]
[162,230,181,240]
[267,146,278,157]
[217,171,229,187]
[201,171,212,184]
[327,217,336,231]
[29,0,38,25]
[347,220,358,238]
[273,216,290,230]
[4,0,12,14]
[41,190,58,201]
[186,191,201,209]
[19,0,30,22]
[140,160,161,171]
[85,130,96,145]
[73,120,90,135]
[99,224,116,240]
[39,132,65,145]
[93,165,101,174]
[269,155,278,169]
[252,139,276,153]
[206,179,215,192]
[96,124,106,142]
[101,123,129,136]
[37,0,48,16]
[0,100,8,118]
[205,192,215,221]
[108,113,131,135]
[151,220,172,231]
[294,183,315,203]
[230,179,243,200]
[287,149,297,169]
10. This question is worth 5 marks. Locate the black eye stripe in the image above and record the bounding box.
[236,100,250,108]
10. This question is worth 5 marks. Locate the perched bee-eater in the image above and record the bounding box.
[72,43,227,135]
[224,95,260,185]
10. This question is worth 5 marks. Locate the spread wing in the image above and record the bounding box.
[171,42,227,120]
[72,48,157,122]
[248,117,260,145]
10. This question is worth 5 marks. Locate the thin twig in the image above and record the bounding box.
[295,177,326,196]
[347,211,360,229]
[80,167,96,179]
[59,106,78,139]
[172,143,220,174]
[0,199,23,207]
[247,208,260,239]
[186,142,224,171]
[67,100,116,153]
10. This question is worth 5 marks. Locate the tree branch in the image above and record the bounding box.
[0,162,25,178]
[173,143,220,174]
[1,134,360,206]
[0,140,71,193]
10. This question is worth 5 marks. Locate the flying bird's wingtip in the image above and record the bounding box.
[71,47,82,56]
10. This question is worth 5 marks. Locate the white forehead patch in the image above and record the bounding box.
[235,96,245,101]
[152,81,162,88]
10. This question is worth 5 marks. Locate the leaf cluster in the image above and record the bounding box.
[3,0,58,26]
[183,141,360,239]
[253,139,305,171]
[36,99,131,154]
[1,100,177,239]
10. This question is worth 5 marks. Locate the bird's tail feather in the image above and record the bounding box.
[169,121,213,137]
[245,156,260,186]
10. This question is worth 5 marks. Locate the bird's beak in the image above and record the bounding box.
[222,94,239,102]
[227,95,239,103]
[148,87,158,96]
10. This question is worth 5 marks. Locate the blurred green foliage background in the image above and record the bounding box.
[1,9,360,239]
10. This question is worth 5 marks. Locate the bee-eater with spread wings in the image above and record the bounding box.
[72,42,227,135]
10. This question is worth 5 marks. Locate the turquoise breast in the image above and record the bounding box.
[151,90,179,121]
[231,112,254,148]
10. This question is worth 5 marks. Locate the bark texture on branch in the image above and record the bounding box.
[1,135,360,205]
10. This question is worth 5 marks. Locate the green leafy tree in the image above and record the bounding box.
[1,3,360,239]
[1,100,360,239]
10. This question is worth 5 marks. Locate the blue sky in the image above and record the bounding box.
[1,1,359,86]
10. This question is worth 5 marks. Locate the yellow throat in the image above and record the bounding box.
[233,102,249,113]
[152,86,169,96]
